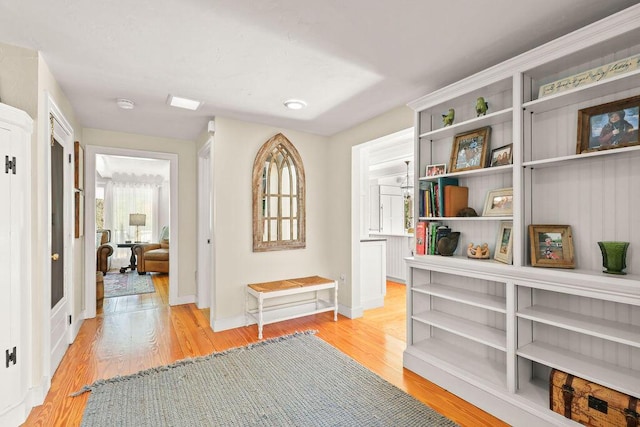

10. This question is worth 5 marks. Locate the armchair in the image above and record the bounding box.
[96,229,114,275]
[134,226,169,274]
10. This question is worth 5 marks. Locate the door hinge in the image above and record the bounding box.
[68,153,71,163]
[5,155,16,174]
[68,314,72,325]
[5,346,16,368]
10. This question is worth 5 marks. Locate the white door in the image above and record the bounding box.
[49,136,70,374]
[197,140,212,309]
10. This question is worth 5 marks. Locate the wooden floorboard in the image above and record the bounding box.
[23,277,508,427]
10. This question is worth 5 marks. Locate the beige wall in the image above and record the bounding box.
[211,117,332,324]
[0,42,38,117]
[327,106,413,307]
[82,128,198,298]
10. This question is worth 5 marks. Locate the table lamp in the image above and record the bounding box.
[129,213,146,242]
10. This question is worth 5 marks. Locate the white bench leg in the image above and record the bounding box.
[258,294,264,339]
[333,280,338,321]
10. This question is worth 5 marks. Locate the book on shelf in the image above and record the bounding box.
[415,221,427,255]
[444,185,469,217]
[437,177,459,217]
[428,222,441,254]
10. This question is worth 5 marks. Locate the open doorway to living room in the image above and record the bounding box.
[84,146,178,319]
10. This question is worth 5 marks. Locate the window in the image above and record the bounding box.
[252,133,306,251]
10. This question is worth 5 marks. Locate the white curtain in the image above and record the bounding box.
[104,173,162,245]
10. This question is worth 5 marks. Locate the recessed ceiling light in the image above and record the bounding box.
[116,98,135,110]
[284,99,307,110]
[167,95,201,111]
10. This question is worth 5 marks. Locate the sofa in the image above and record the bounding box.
[96,229,114,275]
[134,226,169,274]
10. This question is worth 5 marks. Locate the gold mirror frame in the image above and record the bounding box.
[252,133,306,251]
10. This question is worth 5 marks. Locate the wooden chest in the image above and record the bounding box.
[550,369,639,426]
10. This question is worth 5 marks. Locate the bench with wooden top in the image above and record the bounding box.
[245,275,338,339]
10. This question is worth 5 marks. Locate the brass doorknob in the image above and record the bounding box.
[51,253,60,261]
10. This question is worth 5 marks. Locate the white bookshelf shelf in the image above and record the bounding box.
[418,215,512,221]
[419,164,512,182]
[413,283,506,313]
[517,305,640,348]
[407,338,508,389]
[418,108,513,140]
[517,341,640,398]
[413,310,506,351]
[524,144,640,169]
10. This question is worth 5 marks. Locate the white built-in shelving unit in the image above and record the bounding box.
[404,5,640,426]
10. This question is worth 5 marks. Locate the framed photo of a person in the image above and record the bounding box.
[528,225,575,268]
[489,144,513,167]
[494,221,513,264]
[577,94,640,154]
[426,163,446,177]
[449,127,491,173]
[482,187,513,217]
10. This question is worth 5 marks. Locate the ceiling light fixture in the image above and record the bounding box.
[116,98,135,110]
[167,95,201,111]
[284,99,307,110]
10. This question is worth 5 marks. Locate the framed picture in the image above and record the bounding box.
[577,94,640,154]
[482,187,513,217]
[449,127,491,173]
[528,225,574,268]
[75,191,84,238]
[426,163,446,177]
[489,143,513,167]
[74,141,84,190]
[494,221,513,264]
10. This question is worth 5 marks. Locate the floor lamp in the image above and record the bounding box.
[129,213,146,243]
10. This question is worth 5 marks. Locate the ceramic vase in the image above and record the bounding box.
[438,232,460,256]
[597,241,629,275]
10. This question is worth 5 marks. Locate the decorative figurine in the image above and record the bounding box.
[457,207,478,217]
[442,108,455,126]
[475,97,489,116]
[467,242,490,259]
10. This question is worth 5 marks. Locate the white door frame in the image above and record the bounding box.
[43,94,74,384]
[196,137,213,309]
[83,146,179,318]
[351,127,413,313]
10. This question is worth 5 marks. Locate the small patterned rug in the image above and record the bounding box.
[103,271,155,298]
[75,331,458,426]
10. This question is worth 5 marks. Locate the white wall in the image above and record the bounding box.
[158,180,170,235]
[209,117,332,328]
[82,128,197,298]
[327,106,413,308]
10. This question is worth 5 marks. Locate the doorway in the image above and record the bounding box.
[84,146,179,318]
[197,138,213,310]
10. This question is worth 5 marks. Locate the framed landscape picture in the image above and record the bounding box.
[577,94,640,154]
[449,127,491,173]
[529,224,575,268]
[482,187,513,217]
[426,163,446,177]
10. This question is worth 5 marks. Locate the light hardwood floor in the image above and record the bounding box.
[23,276,508,426]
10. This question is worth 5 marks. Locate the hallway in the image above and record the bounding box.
[24,279,506,426]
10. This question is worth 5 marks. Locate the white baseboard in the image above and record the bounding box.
[172,294,196,305]
[362,297,384,311]
[212,314,249,332]
[339,303,363,319]
[70,314,83,343]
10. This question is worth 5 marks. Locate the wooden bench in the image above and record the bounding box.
[245,276,338,339]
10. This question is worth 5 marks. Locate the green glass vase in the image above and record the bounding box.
[597,241,629,275]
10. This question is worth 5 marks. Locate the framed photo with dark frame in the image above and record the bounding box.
[74,141,84,190]
[528,224,575,268]
[449,127,491,173]
[494,221,513,264]
[577,94,640,154]
[489,143,513,167]
[426,163,446,177]
[482,187,513,217]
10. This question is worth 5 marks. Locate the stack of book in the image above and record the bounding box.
[420,177,468,218]
[415,221,452,255]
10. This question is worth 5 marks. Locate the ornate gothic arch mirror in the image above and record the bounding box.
[252,133,306,251]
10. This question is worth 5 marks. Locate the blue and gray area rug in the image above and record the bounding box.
[75,331,458,426]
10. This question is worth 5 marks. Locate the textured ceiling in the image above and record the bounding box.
[0,0,638,140]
